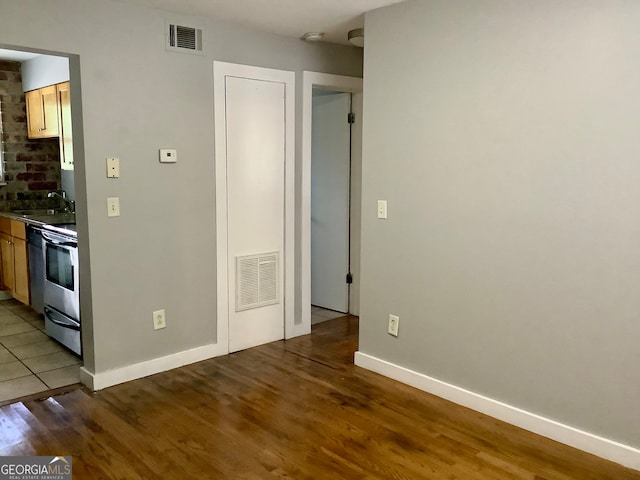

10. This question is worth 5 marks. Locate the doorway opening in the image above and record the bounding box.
[310,89,352,321]
[0,45,87,403]
[302,72,363,331]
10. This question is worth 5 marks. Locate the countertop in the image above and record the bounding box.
[0,210,77,237]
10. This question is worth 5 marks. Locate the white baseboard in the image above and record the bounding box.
[354,351,640,471]
[80,343,227,391]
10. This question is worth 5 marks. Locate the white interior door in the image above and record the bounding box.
[311,91,351,313]
[226,76,285,353]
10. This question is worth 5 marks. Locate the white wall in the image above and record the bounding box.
[360,0,640,450]
[0,0,362,379]
[21,54,69,91]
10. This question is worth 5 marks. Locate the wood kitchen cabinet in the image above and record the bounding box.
[57,82,74,171]
[0,233,14,293]
[25,82,74,171]
[26,85,59,139]
[0,219,29,305]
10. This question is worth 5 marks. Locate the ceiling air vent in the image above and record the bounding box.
[166,22,203,54]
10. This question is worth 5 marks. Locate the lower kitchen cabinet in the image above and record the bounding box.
[0,219,30,305]
[13,237,29,305]
[0,232,14,293]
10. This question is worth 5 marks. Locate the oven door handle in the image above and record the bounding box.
[42,232,77,248]
[44,307,80,331]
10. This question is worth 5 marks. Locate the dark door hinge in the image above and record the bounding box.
[347,112,355,124]
[346,273,353,284]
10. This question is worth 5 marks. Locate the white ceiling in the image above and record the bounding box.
[113,0,405,45]
[0,49,40,62]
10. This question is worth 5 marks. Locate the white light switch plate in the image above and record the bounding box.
[107,197,120,217]
[159,149,177,163]
[106,157,120,178]
[377,200,388,219]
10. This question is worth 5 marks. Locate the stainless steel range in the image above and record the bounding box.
[42,223,80,356]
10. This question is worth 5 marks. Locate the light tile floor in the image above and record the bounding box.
[0,299,81,404]
[311,305,349,325]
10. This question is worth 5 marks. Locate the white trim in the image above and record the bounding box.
[354,352,640,471]
[214,61,296,346]
[283,71,296,340]
[301,72,363,332]
[213,61,230,356]
[80,344,224,391]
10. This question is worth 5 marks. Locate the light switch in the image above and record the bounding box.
[107,197,120,217]
[159,149,177,163]
[377,200,388,219]
[107,157,120,178]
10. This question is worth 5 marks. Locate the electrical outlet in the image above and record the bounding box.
[388,314,399,337]
[153,309,166,330]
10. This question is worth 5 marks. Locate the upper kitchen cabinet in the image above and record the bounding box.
[57,82,73,171]
[26,85,59,138]
[25,82,74,171]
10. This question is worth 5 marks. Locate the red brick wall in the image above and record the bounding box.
[0,60,61,210]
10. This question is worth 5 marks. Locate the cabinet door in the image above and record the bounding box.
[13,237,29,305]
[25,86,59,139]
[0,234,14,293]
[40,85,59,137]
[25,89,44,138]
[57,82,74,171]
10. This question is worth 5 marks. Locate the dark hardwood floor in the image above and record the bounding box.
[0,316,638,479]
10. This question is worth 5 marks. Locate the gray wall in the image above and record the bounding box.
[0,0,362,375]
[21,54,69,92]
[360,0,640,448]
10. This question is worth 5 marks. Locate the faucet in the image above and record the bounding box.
[47,190,75,213]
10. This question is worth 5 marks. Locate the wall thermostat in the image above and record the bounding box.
[159,149,177,163]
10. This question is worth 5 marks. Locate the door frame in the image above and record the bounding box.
[214,61,295,353]
[301,72,363,330]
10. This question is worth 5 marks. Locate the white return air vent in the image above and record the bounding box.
[235,252,279,312]
[166,21,203,54]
